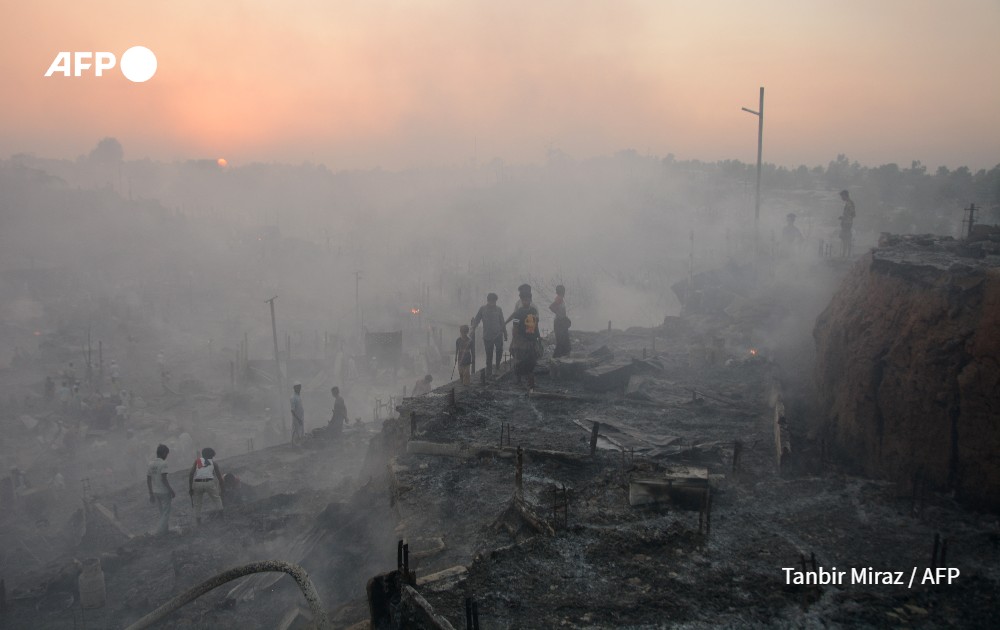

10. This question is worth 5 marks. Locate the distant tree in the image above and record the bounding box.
[825,154,861,190]
[89,137,123,164]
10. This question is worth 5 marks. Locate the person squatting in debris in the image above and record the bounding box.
[189,447,224,524]
[839,190,856,257]
[291,382,305,443]
[506,283,542,388]
[471,292,508,378]
[329,386,348,437]
[147,444,175,536]
[455,325,474,385]
[412,374,433,396]
[549,285,571,358]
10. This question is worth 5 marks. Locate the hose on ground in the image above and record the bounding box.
[123,559,331,630]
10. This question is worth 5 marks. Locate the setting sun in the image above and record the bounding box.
[217,158,228,168]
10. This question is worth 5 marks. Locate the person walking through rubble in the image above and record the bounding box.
[290,382,305,443]
[506,284,542,388]
[471,293,507,378]
[329,386,348,437]
[147,444,176,536]
[188,447,224,524]
[455,325,474,385]
[549,285,571,358]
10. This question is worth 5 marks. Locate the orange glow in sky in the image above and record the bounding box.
[217,158,228,168]
[1,1,998,170]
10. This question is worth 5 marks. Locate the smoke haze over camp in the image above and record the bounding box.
[2,0,999,171]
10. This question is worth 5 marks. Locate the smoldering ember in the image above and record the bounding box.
[1,149,999,630]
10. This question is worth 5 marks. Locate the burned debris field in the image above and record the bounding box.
[4,4,1000,623]
[3,228,1000,628]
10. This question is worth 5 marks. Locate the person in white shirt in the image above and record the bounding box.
[146,444,176,535]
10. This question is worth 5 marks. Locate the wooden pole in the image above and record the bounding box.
[86,329,92,385]
[741,87,764,258]
[355,270,362,333]
[755,87,763,255]
[266,297,286,434]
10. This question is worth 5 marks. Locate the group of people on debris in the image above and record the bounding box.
[290,381,349,444]
[147,444,232,535]
[431,283,572,391]
[145,381,349,535]
[142,282,577,536]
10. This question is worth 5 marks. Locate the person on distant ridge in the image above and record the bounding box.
[838,190,856,257]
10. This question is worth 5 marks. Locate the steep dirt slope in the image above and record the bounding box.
[814,234,1000,511]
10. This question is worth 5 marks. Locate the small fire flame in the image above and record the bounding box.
[411,307,421,315]
[749,348,758,356]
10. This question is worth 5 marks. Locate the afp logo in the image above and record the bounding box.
[44,46,157,83]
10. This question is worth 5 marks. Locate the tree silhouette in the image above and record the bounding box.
[89,137,123,164]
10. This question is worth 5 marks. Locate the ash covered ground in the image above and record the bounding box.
[2,253,998,629]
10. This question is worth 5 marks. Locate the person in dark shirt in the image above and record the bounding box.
[505,284,541,388]
[329,386,348,437]
[839,190,856,257]
[549,285,571,358]
[455,325,473,385]
[472,292,508,378]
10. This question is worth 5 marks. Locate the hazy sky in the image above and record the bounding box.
[2,0,998,170]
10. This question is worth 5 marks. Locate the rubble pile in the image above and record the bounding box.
[364,323,999,627]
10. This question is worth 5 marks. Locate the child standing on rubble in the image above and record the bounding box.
[549,285,571,358]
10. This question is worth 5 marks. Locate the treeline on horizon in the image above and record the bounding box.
[693,152,1000,234]
[5,140,1000,241]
